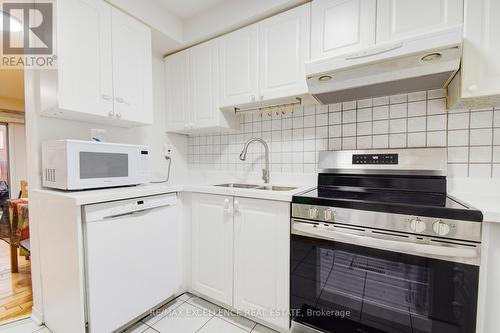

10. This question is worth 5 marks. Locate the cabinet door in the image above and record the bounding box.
[191,194,233,306]
[111,8,153,125]
[461,0,500,99]
[57,0,113,118]
[311,0,376,60]
[165,50,191,132]
[258,4,310,101]
[219,25,259,108]
[233,198,290,330]
[376,0,463,43]
[189,40,219,129]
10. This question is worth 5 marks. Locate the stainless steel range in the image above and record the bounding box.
[290,148,482,333]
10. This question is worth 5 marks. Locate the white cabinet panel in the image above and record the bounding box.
[259,3,310,100]
[461,0,500,99]
[189,40,220,129]
[111,8,153,125]
[42,0,153,127]
[219,25,259,108]
[233,198,290,330]
[191,194,233,306]
[376,0,463,43]
[311,0,376,60]
[165,50,190,132]
[57,0,113,118]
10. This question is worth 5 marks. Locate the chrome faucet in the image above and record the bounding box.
[239,138,270,184]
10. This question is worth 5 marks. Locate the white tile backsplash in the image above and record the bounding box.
[187,89,500,178]
[470,128,493,146]
[470,111,493,129]
[408,101,427,117]
[408,116,426,132]
[408,132,426,147]
[389,103,407,118]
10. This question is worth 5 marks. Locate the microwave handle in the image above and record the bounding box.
[292,221,479,259]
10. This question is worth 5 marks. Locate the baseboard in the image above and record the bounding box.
[30,307,44,325]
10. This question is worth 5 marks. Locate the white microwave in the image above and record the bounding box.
[42,140,149,190]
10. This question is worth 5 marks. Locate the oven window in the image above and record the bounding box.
[291,235,479,333]
[79,152,128,179]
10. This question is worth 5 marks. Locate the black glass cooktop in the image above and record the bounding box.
[292,174,483,222]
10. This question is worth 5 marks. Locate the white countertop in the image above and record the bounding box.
[448,178,500,223]
[450,192,500,223]
[31,182,314,206]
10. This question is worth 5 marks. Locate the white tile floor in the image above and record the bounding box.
[0,294,279,333]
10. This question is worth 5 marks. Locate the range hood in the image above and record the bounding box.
[306,28,463,104]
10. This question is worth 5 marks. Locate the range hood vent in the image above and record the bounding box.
[306,28,462,104]
[313,71,454,105]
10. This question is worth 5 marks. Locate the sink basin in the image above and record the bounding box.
[215,183,260,189]
[256,185,298,191]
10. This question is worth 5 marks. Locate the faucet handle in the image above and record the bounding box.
[262,168,270,183]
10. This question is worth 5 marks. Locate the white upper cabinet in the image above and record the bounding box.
[55,0,114,119]
[311,0,376,60]
[111,8,153,124]
[41,0,153,127]
[448,0,500,108]
[233,198,290,331]
[219,25,259,108]
[165,39,239,134]
[189,41,220,129]
[165,50,190,132]
[259,3,310,100]
[191,194,234,307]
[216,3,311,111]
[376,0,464,43]
[461,0,500,99]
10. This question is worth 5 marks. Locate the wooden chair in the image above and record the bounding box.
[20,180,28,199]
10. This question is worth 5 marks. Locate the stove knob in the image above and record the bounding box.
[308,207,319,219]
[433,220,451,236]
[324,209,333,221]
[410,218,426,233]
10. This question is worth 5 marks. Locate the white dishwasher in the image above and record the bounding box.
[83,193,181,333]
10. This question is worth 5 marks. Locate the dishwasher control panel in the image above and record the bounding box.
[84,193,177,222]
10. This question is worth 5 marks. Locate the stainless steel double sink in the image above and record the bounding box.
[215,183,297,192]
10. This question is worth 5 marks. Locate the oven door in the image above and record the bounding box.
[290,220,480,333]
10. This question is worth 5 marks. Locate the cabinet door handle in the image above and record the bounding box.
[234,200,239,213]
[224,198,231,212]
[108,111,115,117]
[259,95,264,101]
[468,84,478,92]
[251,95,256,102]
[116,113,122,119]
[101,94,113,101]
[115,97,130,106]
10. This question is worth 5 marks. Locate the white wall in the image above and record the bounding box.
[183,0,306,45]
[8,123,27,198]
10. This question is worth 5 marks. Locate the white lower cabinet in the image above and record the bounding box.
[191,193,234,306]
[233,198,290,330]
[191,193,290,331]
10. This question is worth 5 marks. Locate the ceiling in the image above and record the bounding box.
[155,0,224,19]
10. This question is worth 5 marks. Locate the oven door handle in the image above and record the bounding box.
[292,221,479,259]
